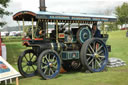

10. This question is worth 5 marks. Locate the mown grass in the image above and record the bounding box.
[3,30,128,85]
[107,30,128,64]
[5,42,27,64]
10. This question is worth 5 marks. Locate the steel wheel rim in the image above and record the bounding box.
[86,40,108,72]
[40,52,61,79]
[21,52,37,75]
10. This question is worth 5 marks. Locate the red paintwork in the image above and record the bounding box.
[22,38,31,41]
[22,38,43,46]
[59,34,65,38]
[34,38,43,40]
[13,11,36,20]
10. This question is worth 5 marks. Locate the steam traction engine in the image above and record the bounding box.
[13,0,116,80]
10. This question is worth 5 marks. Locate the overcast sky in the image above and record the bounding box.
[2,0,128,27]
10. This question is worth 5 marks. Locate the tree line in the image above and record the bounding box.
[0,1,128,31]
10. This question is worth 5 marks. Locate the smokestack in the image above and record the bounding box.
[39,0,46,11]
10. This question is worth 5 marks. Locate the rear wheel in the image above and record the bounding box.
[37,49,61,80]
[80,38,108,72]
[18,49,38,77]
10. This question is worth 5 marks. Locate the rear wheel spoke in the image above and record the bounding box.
[98,50,104,55]
[99,56,105,58]
[87,57,91,61]
[86,54,93,57]
[89,44,95,53]
[97,45,103,53]
[88,58,94,65]
[93,41,96,51]
[88,48,92,54]
[95,43,99,53]
[96,59,101,67]
[92,58,95,69]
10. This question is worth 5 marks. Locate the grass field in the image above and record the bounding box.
[3,30,128,85]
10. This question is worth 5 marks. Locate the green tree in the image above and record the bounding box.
[0,0,11,27]
[115,2,128,27]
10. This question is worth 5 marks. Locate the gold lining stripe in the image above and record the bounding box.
[51,43,54,50]
[58,43,61,51]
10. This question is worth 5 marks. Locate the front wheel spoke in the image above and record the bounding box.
[53,61,57,65]
[48,54,51,61]
[89,44,95,53]
[52,65,57,69]
[42,65,48,69]
[44,67,48,74]
[48,68,51,76]
[50,68,54,75]
[42,58,47,64]
[51,56,56,62]
[44,55,49,62]
[43,61,47,64]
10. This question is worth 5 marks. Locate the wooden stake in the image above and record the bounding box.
[16,77,19,85]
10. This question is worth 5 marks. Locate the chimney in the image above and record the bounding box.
[39,0,46,11]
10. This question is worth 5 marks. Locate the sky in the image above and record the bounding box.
[2,0,128,27]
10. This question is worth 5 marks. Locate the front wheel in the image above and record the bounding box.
[80,38,108,72]
[37,49,61,80]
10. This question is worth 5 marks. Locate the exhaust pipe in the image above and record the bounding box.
[39,0,46,11]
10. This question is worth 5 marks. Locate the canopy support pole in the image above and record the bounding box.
[46,21,48,38]
[102,21,105,36]
[32,18,34,39]
[78,21,80,27]
[68,21,71,32]
[56,20,58,43]
[22,19,25,37]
